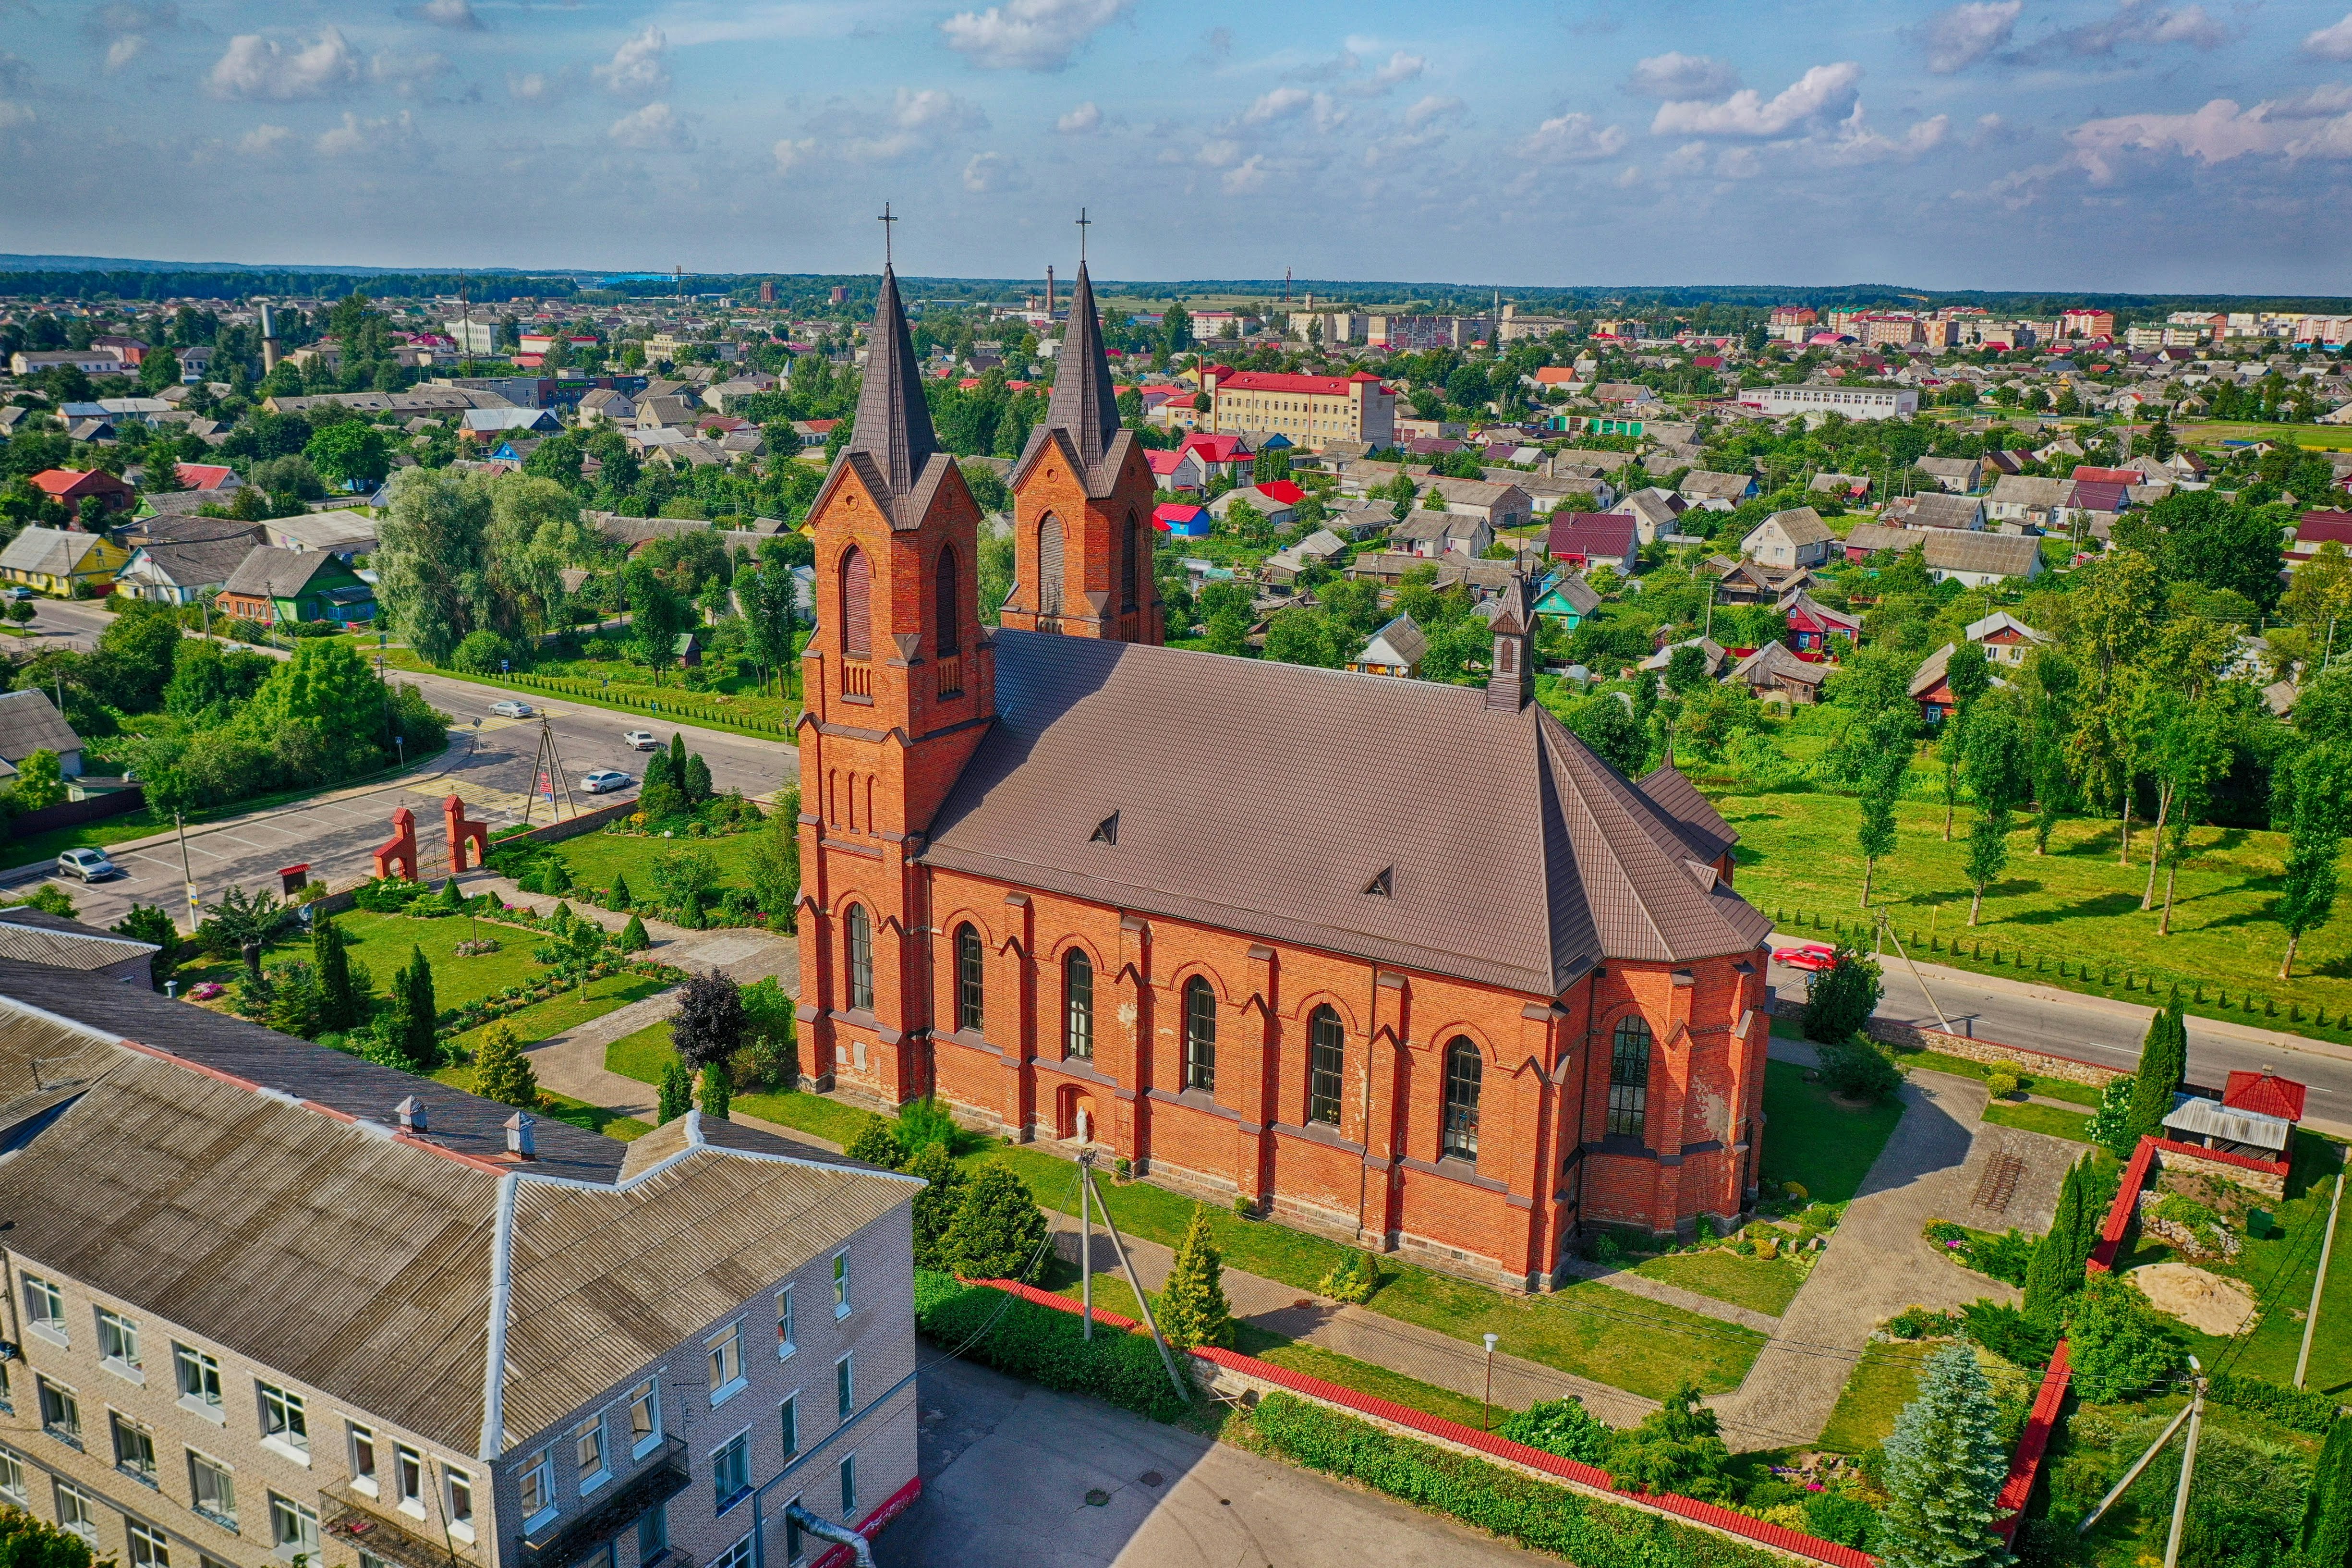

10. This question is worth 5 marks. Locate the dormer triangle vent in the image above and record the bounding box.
[1090,811,1119,846]
[1685,860,1719,892]
[1363,865,1394,897]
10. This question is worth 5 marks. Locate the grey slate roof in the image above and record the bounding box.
[222,544,335,599]
[0,688,83,761]
[917,631,1770,995]
[127,535,258,589]
[0,526,107,577]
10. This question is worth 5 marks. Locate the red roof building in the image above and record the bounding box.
[29,468,136,513]
[175,463,239,492]
[1197,367,1394,449]
[2071,465,2142,486]
[1254,478,1306,507]
[1784,592,1861,654]
[1547,512,1639,570]
[2221,1070,2306,1123]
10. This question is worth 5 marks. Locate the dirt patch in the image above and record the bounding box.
[2129,1261,2259,1337]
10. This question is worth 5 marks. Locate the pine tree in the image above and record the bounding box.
[903,1141,966,1273]
[698,1062,731,1120]
[608,872,632,911]
[668,732,689,791]
[388,946,439,1071]
[474,1022,540,1109]
[657,1058,694,1124]
[618,913,650,952]
[1156,1204,1234,1350]
[2121,997,2186,1151]
[1877,1344,2013,1568]
[2301,1416,2352,1568]
[436,876,464,912]
[683,752,712,803]
[942,1163,1049,1281]
[312,913,357,1032]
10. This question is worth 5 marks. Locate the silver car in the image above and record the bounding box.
[55,848,118,882]
[489,699,535,718]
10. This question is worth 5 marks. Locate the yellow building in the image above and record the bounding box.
[0,527,129,595]
[1198,366,1396,448]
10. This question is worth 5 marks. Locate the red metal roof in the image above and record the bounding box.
[29,468,132,500]
[2072,465,2140,485]
[1548,512,1637,559]
[176,463,236,491]
[2222,1070,2306,1122]
[1177,432,1251,463]
[1255,479,1305,506]
[1214,369,1383,396]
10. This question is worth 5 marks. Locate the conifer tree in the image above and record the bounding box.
[668,732,689,790]
[1156,1204,1235,1349]
[436,876,464,912]
[388,946,439,1071]
[2301,1415,2352,1568]
[1877,1344,2013,1568]
[312,913,357,1032]
[698,1062,731,1120]
[942,1163,1049,1282]
[657,1058,694,1124]
[683,752,713,803]
[2121,996,2186,1150]
[474,1022,540,1109]
[2024,1154,2100,1322]
[609,872,632,911]
[618,913,650,952]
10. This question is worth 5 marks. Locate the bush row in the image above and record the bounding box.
[911,1271,1190,1423]
[2207,1370,2342,1435]
[1248,1392,1796,1568]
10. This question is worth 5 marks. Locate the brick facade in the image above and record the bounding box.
[997,434,1163,644]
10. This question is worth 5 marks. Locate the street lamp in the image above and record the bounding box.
[1482,1334,1500,1431]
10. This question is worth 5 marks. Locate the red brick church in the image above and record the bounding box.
[794,255,1775,1290]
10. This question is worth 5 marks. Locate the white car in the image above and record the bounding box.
[622,730,659,751]
[582,770,633,795]
[55,848,118,882]
[489,699,534,719]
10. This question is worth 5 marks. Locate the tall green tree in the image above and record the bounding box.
[2024,1154,2101,1321]
[2279,746,2352,979]
[903,1141,966,1273]
[1936,643,1993,841]
[943,1163,1050,1281]
[2119,997,2188,1152]
[303,422,390,491]
[626,559,692,682]
[1856,734,1908,908]
[1156,1204,1235,1349]
[312,912,358,1031]
[2302,1416,2352,1568]
[474,1022,541,1109]
[377,466,493,665]
[740,559,802,697]
[1877,1344,2013,1568]
[2062,549,2162,865]
[657,1057,694,1124]
[698,1062,732,1120]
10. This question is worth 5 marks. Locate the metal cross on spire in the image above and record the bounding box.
[878,202,897,267]
[1076,206,1091,265]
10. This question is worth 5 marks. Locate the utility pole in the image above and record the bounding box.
[2297,1172,2344,1389]
[1080,1160,1190,1404]
[2163,1358,2206,1568]
[1078,1150,1094,1341]
[175,811,197,936]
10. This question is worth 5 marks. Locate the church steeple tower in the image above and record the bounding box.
[1001,216,1162,644]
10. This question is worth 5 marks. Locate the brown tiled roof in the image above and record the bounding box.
[1011,260,1140,500]
[918,633,1769,994]
[833,264,950,529]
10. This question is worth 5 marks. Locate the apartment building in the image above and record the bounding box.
[1199,366,1395,448]
[0,966,922,1568]
[1742,384,1919,421]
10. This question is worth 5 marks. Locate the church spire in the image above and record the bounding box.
[844,259,939,498]
[1043,255,1120,475]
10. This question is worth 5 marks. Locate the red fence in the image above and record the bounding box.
[966,1276,1874,1568]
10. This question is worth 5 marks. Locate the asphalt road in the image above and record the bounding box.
[877,1356,1533,1567]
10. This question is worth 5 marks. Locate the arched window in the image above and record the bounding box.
[840,547,871,660]
[1307,1006,1345,1125]
[954,923,983,1033]
[1609,1017,1652,1140]
[1183,976,1216,1093]
[1063,948,1093,1059]
[1442,1038,1482,1160]
[845,904,873,1012]
[935,546,960,657]
[1037,515,1066,617]
[1119,513,1139,612]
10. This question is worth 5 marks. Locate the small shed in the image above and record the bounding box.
[673,632,703,668]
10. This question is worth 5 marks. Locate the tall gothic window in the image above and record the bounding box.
[1609,1017,1652,1140]
[1119,514,1139,612]
[840,547,872,660]
[1183,977,1216,1093]
[935,546,960,657]
[845,904,873,1012]
[1038,515,1066,617]
[954,924,983,1033]
[1063,948,1093,1059]
[1307,1006,1345,1126]
[1442,1038,1482,1160]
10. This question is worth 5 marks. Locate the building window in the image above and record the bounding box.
[347,1424,378,1495]
[634,1503,666,1566]
[128,1520,170,1568]
[1063,948,1093,1058]
[784,1495,806,1564]
[257,1384,307,1459]
[1609,1017,1652,1140]
[190,1452,237,1530]
[37,1377,79,1446]
[1038,515,1066,616]
[840,547,871,661]
[174,1346,223,1416]
[395,1444,425,1514]
[574,1418,606,1491]
[934,546,960,658]
[839,1453,858,1519]
[776,1286,796,1360]
[55,1482,97,1543]
[1183,977,1217,1093]
[1442,1038,1482,1161]
[835,1354,853,1421]
[707,1322,745,1404]
[845,905,873,1012]
[955,923,984,1033]
[627,1380,661,1458]
[0,1446,23,1504]
[1307,1006,1345,1126]
[23,1276,64,1343]
[268,1495,318,1562]
[833,1252,851,1317]
[444,1468,474,1541]
[711,1535,753,1568]
[712,1432,750,1512]
[1119,516,1140,612]
[519,1448,556,1525]
[111,1411,158,1484]
[97,1309,142,1375]
[779,1395,799,1460]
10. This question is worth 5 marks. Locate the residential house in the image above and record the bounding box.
[217,547,376,625]
[1707,558,1784,604]
[116,535,261,607]
[1421,475,1533,531]
[1727,641,1828,704]
[635,395,699,432]
[1174,432,1256,486]
[1145,447,1209,493]
[28,468,136,517]
[1739,507,1836,570]
[1511,471,1616,515]
[1612,486,1686,545]
[460,408,562,441]
[1908,643,1980,723]
[1346,613,1427,677]
[576,388,638,426]
[264,514,378,559]
[1392,509,1493,559]
[1151,502,1212,539]
[1914,455,1984,493]
[1918,532,2044,588]
[1641,637,1728,680]
[1546,512,1639,573]
[1207,485,1298,529]
[2289,510,2352,567]
[0,528,128,595]
[1984,475,2078,528]
[1262,529,1349,583]
[1677,470,1759,507]
[1782,591,1860,653]
[1897,492,1988,531]
[1966,609,2049,667]
[1838,522,1909,563]
[1591,382,1662,407]
[0,965,925,1568]
[1533,573,1601,629]
[1810,472,1871,500]
[0,689,85,774]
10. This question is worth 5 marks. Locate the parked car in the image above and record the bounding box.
[2,586,32,603]
[622,730,659,751]
[582,769,632,795]
[55,849,118,882]
[1771,942,1838,972]
[489,699,534,718]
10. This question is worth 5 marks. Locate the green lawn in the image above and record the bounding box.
[977,1144,1766,1403]
[1817,1342,1924,1454]
[1894,1046,2107,1108]
[331,909,552,1003]
[2167,1131,2352,1393]
[1758,1058,1904,1204]
[603,1019,876,1147]
[431,1062,651,1142]
[381,648,800,741]
[1631,1252,1809,1317]
[451,972,667,1049]
[1712,787,2352,1043]
[1981,1100,2094,1143]
[543,826,770,893]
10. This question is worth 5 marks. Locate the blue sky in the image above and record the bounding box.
[3,1,2352,292]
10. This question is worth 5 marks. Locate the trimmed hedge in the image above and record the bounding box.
[2209,1371,2342,1435]
[1249,1392,1790,1568]
[912,1271,1190,1422]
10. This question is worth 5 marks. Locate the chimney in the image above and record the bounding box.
[1045,264,1055,323]
[504,1111,535,1160]
[394,1095,426,1132]
[258,303,280,375]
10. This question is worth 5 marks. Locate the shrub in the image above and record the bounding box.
[474,1022,540,1109]
[656,1058,693,1124]
[1609,1382,1732,1500]
[608,872,632,910]
[913,1273,1189,1422]
[618,913,650,951]
[2067,1274,2183,1402]
[904,1143,965,1273]
[1497,1396,1612,1467]
[1884,1305,1966,1340]
[1316,1251,1380,1304]
[1802,1490,1881,1551]
[1802,944,1883,1044]
[1984,1071,2019,1097]
[2085,1073,2137,1159]
[1818,1035,1903,1102]
[944,1163,1052,1283]
[698,1062,731,1120]
[1157,1205,1234,1349]
[1959,1301,2057,1368]
[894,1095,961,1157]
[0,1498,105,1568]
[844,1116,905,1170]
[13,883,76,921]
[2208,1371,2341,1435]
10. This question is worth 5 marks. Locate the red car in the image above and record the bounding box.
[1772,942,1838,972]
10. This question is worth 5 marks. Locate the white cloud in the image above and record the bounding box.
[105,35,145,71]
[1242,86,1311,125]
[0,99,34,130]
[1221,154,1269,193]
[1193,137,1241,168]
[1651,61,1862,137]
[609,101,690,150]
[2063,95,2352,182]
[939,0,1130,72]
[1613,163,1641,187]
[1403,94,1462,129]
[1819,101,1950,163]
[508,71,551,100]
[1056,100,1101,133]
[2306,12,2352,60]
[316,109,414,158]
[1517,109,1627,162]
[236,122,292,155]
[839,87,986,162]
[961,150,1024,191]
[370,51,450,97]
[2050,0,2231,56]
[421,0,481,29]
[1921,1,2020,73]
[1625,52,1739,100]
[593,26,668,98]
[772,136,816,174]
[205,29,359,100]
[1363,50,1424,92]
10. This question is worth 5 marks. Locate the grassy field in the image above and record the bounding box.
[541,825,772,891]
[1896,1046,2107,1108]
[603,1018,877,1147]
[1713,787,2352,1042]
[1631,1252,1809,1317]
[450,972,667,1049]
[1981,1099,2095,1143]
[2175,420,2352,450]
[1817,1342,1924,1454]
[1758,1058,1904,1204]
[381,647,800,741]
[975,1143,1765,1402]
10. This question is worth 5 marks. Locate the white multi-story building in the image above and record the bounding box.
[1741,384,1919,421]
